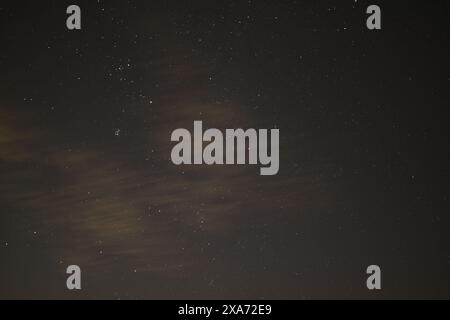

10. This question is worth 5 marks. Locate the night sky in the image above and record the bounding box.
[1,0,449,299]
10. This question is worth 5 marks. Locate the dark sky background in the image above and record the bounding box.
[0,0,449,299]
